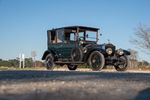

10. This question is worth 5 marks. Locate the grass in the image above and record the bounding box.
[0,66,45,71]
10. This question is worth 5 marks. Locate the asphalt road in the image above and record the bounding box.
[0,70,150,100]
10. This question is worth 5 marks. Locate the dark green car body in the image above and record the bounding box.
[42,26,130,71]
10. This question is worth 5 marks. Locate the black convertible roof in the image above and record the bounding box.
[49,26,99,31]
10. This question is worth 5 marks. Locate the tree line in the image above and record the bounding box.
[128,24,150,70]
[0,57,149,70]
[0,58,44,68]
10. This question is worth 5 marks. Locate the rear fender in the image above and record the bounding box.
[42,50,50,60]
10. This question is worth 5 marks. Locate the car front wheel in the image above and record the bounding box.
[88,51,105,71]
[67,65,77,70]
[114,55,128,71]
[45,54,55,70]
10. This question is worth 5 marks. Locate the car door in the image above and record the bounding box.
[58,32,76,59]
[60,42,75,59]
[48,43,64,58]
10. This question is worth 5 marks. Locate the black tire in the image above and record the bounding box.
[114,55,128,71]
[71,48,83,62]
[45,54,55,70]
[88,51,105,71]
[67,65,78,70]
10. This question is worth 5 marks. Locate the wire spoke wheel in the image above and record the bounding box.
[45,54,54,70]
[114,55,128,71]
[88,51,105,71]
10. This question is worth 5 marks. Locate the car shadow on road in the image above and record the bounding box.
[134,87,150,100]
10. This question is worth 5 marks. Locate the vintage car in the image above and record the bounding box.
[42,26,130,71]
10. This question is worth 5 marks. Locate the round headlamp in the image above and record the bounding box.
[106,48,113,55]
[117,49,124,55]
[83,47,87,53]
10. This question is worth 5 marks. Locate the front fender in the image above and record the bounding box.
[84,48,105,62]
[123,50,131,55]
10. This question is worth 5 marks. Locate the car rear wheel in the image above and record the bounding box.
[45,54,54,70]
[88,51,105,71]
[67,65,78,70]
[114,55,128,71]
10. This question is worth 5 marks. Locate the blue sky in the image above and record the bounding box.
[0,0,150,61]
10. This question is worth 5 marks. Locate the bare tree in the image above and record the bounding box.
[131,24,150,53]
[128,49,138,68]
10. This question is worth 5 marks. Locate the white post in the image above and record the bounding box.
[19,54,22,68]
[19,53,25,68]
[22,54,25,68]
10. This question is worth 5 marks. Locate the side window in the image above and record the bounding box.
[64,32,75,43]
[70,33,75,41]
[64,33,70,43]
[56,29,64,43]
[51,31,56,43]
[78,32,84,40]
[86,31,97,41]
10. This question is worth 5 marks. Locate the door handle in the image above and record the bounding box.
[60,44,63,47]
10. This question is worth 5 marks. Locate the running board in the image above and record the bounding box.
[55,61,84,64]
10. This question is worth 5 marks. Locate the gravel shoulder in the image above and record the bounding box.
[0,70,150,100]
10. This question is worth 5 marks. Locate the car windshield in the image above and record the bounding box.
[78,31,97,42]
